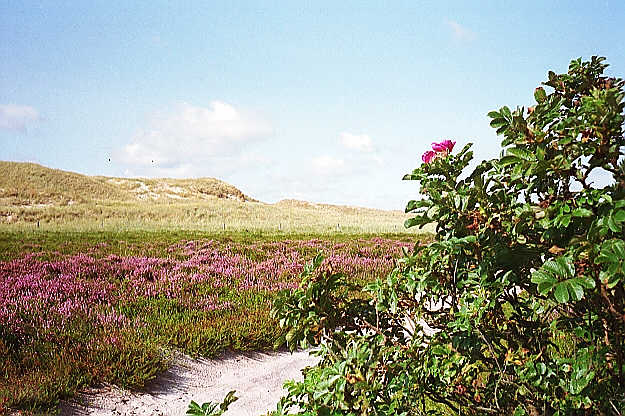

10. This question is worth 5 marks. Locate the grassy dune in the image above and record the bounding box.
[0,161,253,205]
[0,161,426,234]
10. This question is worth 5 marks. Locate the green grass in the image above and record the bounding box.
[0,198,420,234]
[0,229,424,261]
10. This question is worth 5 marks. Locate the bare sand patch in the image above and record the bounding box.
[58,350,319,416]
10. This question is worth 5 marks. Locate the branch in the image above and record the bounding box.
[476,327,502,410]
[361,319,402,348]
[600,283,625,324]
[610,399,622,416]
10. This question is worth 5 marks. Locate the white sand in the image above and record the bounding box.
[58,350,319,416]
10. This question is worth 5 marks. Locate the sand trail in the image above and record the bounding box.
[59,349,319,416]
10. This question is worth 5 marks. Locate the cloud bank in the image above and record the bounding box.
[340,132,374,152]
[118,101,272,175]
[0,104,40,131]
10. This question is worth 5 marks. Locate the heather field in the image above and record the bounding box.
[0,231,425,413]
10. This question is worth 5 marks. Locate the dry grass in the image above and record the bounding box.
[0,161,253,205]
[96,176,255,202]
[0,161,431,234]
[0,161,129,205]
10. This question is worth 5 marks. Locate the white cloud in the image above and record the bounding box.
[339,132,374,152]
[311,155,345,175]
[445,19,476,41]
[118,101,272,171]
[0,104,40,131]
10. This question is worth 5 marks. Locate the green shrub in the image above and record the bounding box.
[271,56,625,415]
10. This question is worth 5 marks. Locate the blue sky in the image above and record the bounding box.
[2,1,624,209]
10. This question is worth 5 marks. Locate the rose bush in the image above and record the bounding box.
[270,56,625,415]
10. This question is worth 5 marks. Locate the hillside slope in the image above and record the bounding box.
[0,161,254,206]
[0,161,130,205]
[0,161,420,234]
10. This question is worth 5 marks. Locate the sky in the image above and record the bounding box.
[2,1,625,210]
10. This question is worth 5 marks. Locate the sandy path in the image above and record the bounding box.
[58,350,319,416]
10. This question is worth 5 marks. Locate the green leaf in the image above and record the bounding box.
[532,270,558,295]
[405,199,430,213]
[543,257,575,279]
[596,240,625,288]
[558,215,571,228]
[404,216,432,229]
[541,260,561,276]
[501,106,512,119]
[537,281,555,295]
[534,87,547,103]
[575,276,596,289]
[487,110,500,119]
[554,283,570,303]
[607,214,621,232]
[220,391,239,412]
[490,117,508,128]
[572,208,593,217]
[568,281,584,301]
[533,257,578,301]
[499,155,520,167]
[507,147,536,161]
[531,270,556,284]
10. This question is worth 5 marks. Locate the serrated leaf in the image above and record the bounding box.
[576,276,596,289]
[534,257,576,300]
[554,283,570,303]
[542,260,561,277]
[531,269,557,284]
[507,147,536,161]
[568,281,584,301]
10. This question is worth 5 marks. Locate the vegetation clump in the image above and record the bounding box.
[272,57,625,414]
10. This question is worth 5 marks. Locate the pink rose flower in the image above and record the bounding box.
[422,140,456,164]
[422,150,436,164]
[431,140,456,153]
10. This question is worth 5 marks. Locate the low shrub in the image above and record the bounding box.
[272,56,625,415]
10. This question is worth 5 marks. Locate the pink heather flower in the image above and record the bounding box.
[422,150,436,164]
[431,139,456,153]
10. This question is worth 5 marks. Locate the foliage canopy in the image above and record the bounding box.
[271,56,625,415]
